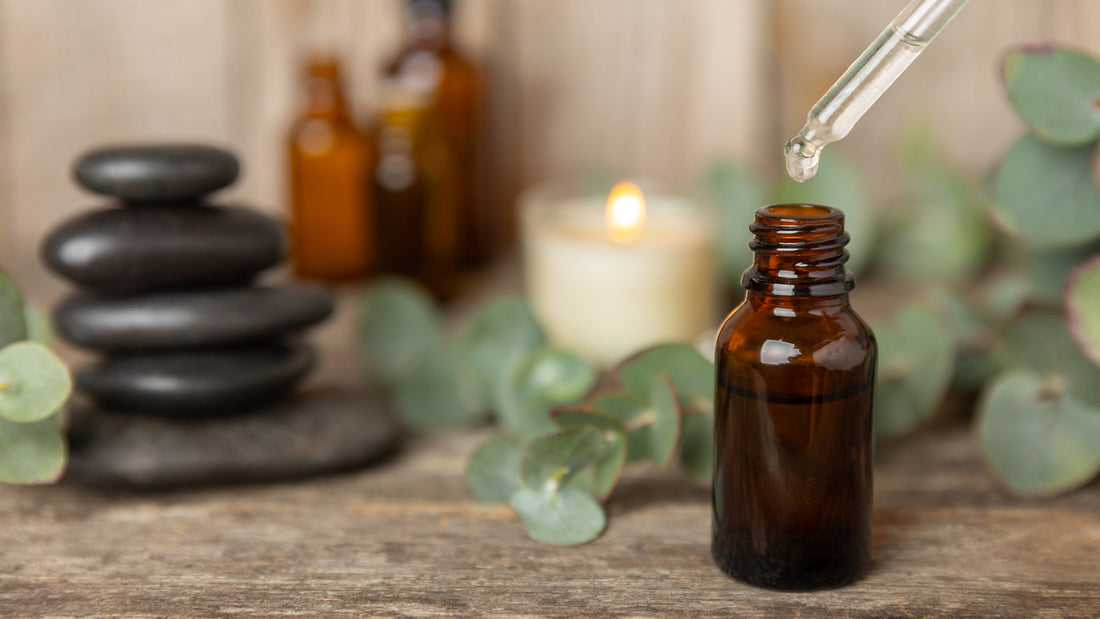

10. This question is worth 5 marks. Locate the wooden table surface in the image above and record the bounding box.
[1,419,1098,617]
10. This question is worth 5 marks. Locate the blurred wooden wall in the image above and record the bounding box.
[0,0,1097,282]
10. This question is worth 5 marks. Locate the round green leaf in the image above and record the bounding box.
[22,304,53,345]
[587,393,651,463]
[993,135,1100,247]
[358,278,441,383]
[679,411,713,485]
[0,271,27,349]
[708,161,766,285]
[0,342,72,423]
[456,295,545,409]
[877,171,993,284]
[497,348,597,436]
[1003,46,1100,145]
[647,374,682,468]
[394,344,482,431]
[467,434,526,504]
[995,311,1099,406]
[1027,243,1100,306]
[0,412,66,484]
[977,371,1100,496]
[509,484,606,546]
[1067,254,1100,369]
[592,431,626,501]
[551,406,624,432]
[774,151,874,274]
[520,427,608,491]
[874,306,956,438]
[615,344,713,413]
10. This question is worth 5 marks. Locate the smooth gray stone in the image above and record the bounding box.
[42,205,285,294]
[64,383,401,488]
[74,144,240,202]
[55,286,334,351]
[76,344,315,415]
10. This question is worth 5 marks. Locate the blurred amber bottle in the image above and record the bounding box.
[376,0,485,276]
[288,58,374,282]
[371,88,461,299]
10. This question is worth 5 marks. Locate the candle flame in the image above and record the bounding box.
[605,181,646,244]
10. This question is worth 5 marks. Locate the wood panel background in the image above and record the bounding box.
[0,0,1097,284]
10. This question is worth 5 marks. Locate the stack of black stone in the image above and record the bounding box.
[39,144,398,487]
[45,145,332,415]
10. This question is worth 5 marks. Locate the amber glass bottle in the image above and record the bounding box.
[380,0,485,267]
[371,88,460,298]
[712,204,876,590]
[287,58,374,282]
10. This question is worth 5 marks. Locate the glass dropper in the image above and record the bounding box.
[784,0,970,182]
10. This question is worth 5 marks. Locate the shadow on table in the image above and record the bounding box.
[608,471,710,516]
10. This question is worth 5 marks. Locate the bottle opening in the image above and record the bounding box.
[761,204,838,219]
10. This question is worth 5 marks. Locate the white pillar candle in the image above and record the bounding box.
[521,181,717,367]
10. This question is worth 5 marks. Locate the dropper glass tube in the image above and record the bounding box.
[784,0,969,182]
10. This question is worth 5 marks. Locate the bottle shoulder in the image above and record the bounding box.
[716,300,876,372]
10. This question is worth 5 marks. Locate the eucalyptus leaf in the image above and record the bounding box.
[1029,243,1100,306]
[394,344,482,431]
[993,135,1100,247]
[0,412,66,484]
[995,311,1099,406]
[467,434,526,503]
[680,411,713,485]
[774,152,874,275]
[648,374,682,468]
[520,426,607,491]
[1003,46,1100,145]
[1066,254,1100,368]
[708,162,765,285]
[509,483,606,546]
[588,393,651,463]
[877,168,993,284]
[0,271,27,349]
[977,371,1100,496]
[874,306,955,438]
[982,271,1032,320]
[592,431,627,501]
[497,348,597,436]
[0,342,72,423]
[551,406,624,432]
[457,295,545,409]
[359,278,441,383]
[22,304,52,345]
[616,344,713,413]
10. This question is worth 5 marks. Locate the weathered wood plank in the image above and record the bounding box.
[1,422,1097,617]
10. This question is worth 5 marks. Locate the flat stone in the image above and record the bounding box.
[42,205,285,294]
[74,144,240,202]
[63,383,401,488]
[76,344,315,415]
[55,285,335,351]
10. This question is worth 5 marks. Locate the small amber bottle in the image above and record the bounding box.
[712,204,876,590]
[370,87,461,299]
[382,0,485,266]
[287,57,374,282]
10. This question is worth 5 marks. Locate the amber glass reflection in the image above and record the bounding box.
[288,58,374,282]
[712,204,876,590]
[380,0,485,270]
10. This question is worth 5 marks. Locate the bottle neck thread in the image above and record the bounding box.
[741,204,853,297]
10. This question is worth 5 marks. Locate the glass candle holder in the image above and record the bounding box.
[520,179,717,367]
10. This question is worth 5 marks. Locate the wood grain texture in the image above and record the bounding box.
[0,422,1098,617]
